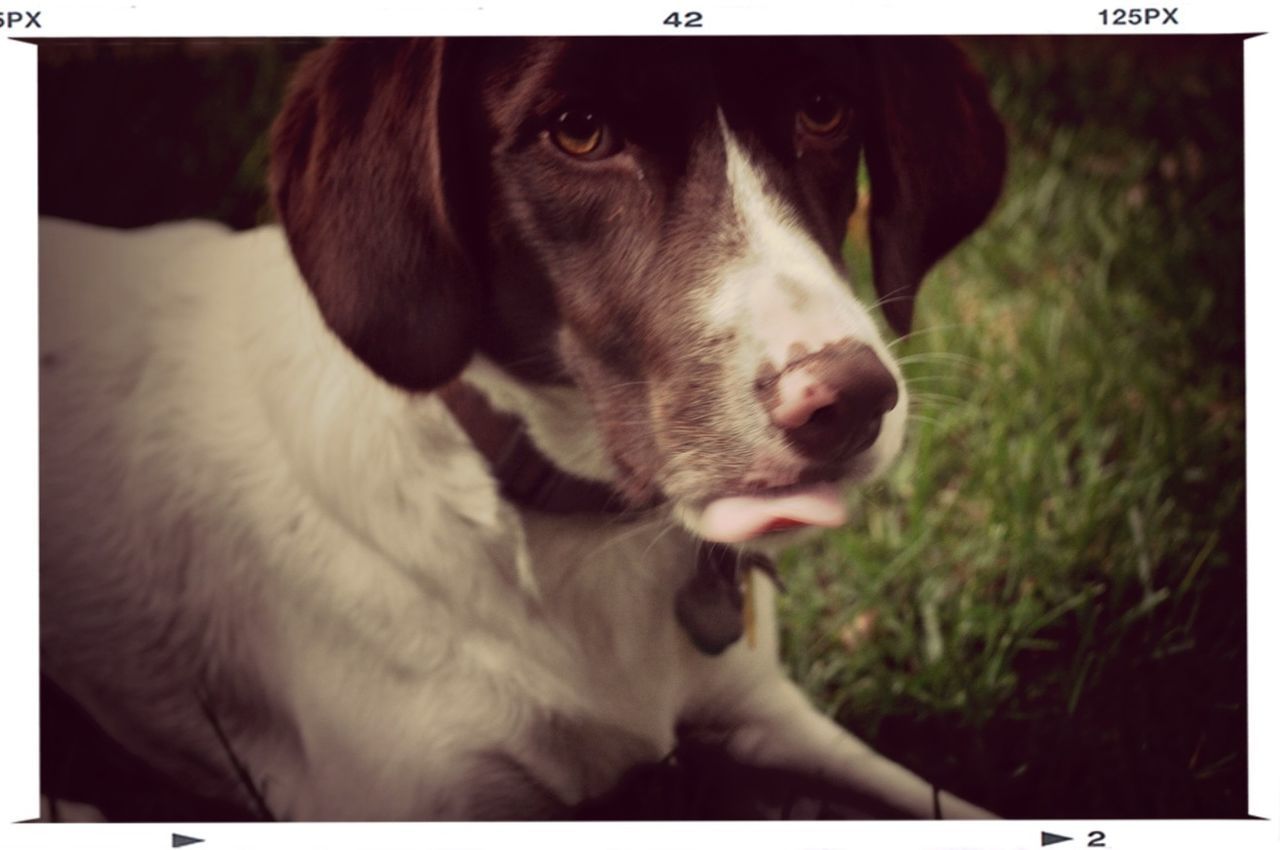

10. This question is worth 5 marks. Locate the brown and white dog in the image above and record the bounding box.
[38,37,1005,820]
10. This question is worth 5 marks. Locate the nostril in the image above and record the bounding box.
[847,409,884,454]
[788,394,883,459]
[807,403,839,430]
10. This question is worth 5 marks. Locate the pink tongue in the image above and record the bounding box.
[698,483,848,543]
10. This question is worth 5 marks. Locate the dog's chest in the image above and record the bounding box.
[365,514,702,813]
[237,488,705,817]
[514,513,699,738]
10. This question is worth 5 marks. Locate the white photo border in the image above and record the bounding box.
[3,3,1275,848]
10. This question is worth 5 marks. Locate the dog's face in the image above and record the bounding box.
[271,37,1005,543]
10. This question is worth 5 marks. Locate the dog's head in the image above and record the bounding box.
[271,37,1005,544]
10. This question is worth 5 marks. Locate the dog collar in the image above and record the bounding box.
[438,378,778,656]
[437,379,645,515]
[677,543,780,655]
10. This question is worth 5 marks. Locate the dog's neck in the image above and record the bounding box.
[439,373,778,657]
[455,356,620,484]
[437,380,644,516]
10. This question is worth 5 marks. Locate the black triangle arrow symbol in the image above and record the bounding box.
[172,835,204,848]
[1041,832,1072,847]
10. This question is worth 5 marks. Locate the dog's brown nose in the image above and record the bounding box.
[763,343,899,462]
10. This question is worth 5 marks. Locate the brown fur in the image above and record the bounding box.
[270,36,1005,504]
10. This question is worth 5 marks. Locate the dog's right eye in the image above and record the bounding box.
[549,109,616,159]
[796,89,851,138]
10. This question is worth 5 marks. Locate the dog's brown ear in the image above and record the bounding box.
[270,38,485,391]
[859,37,1006,335]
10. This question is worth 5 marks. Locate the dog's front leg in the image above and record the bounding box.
[711,674,995,818]
[683,572,994,819]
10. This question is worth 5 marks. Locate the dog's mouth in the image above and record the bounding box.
[687,481,848,544]
[663,436,892,545]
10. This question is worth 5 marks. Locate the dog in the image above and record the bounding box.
[38,36,1006,820]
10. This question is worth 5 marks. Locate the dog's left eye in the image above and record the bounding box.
[550,108,617,159]
[796,90,850,137]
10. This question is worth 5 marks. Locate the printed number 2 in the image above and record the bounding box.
[664,11,703,27]
[1088,832,1107,847]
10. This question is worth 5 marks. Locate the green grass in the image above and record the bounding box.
[778,37,1246,818]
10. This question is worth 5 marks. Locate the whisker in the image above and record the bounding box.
[637,516,683,564]
[885,321,967,349]
[902,374,950,386]
[896,352,980,369]
[908,412,945,428]
[867,291,917,311]
[909,391,967,406]
[585,513,671,559]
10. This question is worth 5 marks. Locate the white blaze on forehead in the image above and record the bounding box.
[678,115,910,544]
[707,115,883,373]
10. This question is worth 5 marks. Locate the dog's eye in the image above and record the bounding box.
[796,90,850,137]
[551,108,611,158]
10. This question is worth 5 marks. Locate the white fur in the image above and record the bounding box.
[39,217,989,820]
[460,355,616,484]
[706,119,885,361]
[694,123,908,499]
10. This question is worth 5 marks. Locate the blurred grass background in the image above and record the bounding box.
[39,36,1246,819]
[792,36,1245,818]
